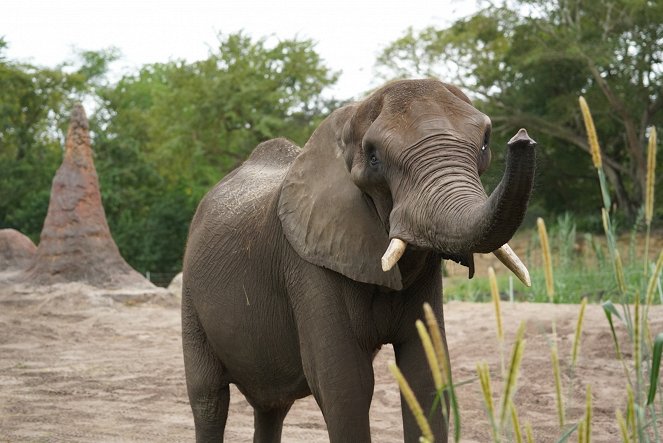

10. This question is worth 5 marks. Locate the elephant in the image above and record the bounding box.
[181,78,536,443]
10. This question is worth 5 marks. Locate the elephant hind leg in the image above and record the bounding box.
[253,403,292,443]
[182,291,230,442]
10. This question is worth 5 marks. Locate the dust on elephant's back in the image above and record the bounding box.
[210,138,301,216]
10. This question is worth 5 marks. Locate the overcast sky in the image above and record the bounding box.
[1,0,477,100]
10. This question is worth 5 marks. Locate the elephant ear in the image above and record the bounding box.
[278,106,403,291]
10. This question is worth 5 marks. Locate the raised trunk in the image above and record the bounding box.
[463,129,537,253]
[389,129,536,257]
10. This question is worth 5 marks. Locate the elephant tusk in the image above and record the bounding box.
[493,243,531,287]
[381,238,407,272]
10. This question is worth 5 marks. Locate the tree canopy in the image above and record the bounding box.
[2,4,661,277]
[0,34,338,274]
[377,0,662,221]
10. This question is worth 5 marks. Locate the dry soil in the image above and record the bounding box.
[0,282,660,442]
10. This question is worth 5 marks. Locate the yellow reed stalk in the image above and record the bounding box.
[634,292,641,396]
[585,385,592,443]
[551,343,565,428]
[601,208,610,237]
[489,267,504,341]
[626,385,636,437]
[614,250,627,294]
[645,126,657,225]
[537,218,554,301]
[616,409,631,443]
[500,321,526,427]
[510,401,523,443]
[477,362,499,441]
[644,317,653,354]
[600,208,616,255]
[389,362,434,442]
[644,126,658,274]
[571,297,588,368]
[525,421,535,443]
[423,303,449,384]
[416,320,443,391]
[577,420,586,443]
[646,251,663,307]
[579,96,602,169]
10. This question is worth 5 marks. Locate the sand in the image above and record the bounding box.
[0,282,660,442]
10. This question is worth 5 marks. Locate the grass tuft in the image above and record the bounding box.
[388,362,433,442]
[525,421,535,443]
[478,362,499,441]
[646,251,663,307]
[500,321,526,428]
[648,333,663,406]
[423,303,449,385]
[571,298,588,369]
[579,96,602,169]
[645,126,657,226]
[416,319,443,391]
[616,408,631,443]
[537,217,554,301]
[584,385,592,443]
[551,342,565,428]
[510,401,523,443]
[489,267,504,342]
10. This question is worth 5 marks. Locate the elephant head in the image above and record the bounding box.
[278,79,535,291]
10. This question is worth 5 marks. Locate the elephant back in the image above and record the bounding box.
[184,138,302,284]
[244,137,302,169]
[203,137,301,217]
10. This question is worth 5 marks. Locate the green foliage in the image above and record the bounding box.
[96,33,338,198]
[377,0,663,221]
[0,44,118,242]
[1,33,337,275]
[91,33,337,272]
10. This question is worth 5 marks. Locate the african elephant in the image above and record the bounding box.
[182,78,536,442]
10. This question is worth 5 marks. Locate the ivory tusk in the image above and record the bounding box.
[381,238,407,272]
[493,243,531,287]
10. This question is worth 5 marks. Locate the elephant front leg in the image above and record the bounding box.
[292,282,375,442]
[302,336,375,442]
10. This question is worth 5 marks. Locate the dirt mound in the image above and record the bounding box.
[21,104,152,289]
[0,229,36,271]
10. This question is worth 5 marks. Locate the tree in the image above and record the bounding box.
[92,33,338,272]
[376,0,663,220]
[96,33,338,197]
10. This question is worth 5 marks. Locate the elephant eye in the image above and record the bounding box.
[369,153,379,167]
[482,129,491,151]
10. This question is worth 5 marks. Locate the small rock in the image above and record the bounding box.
[0,229,36,271]
[167,272,183,298]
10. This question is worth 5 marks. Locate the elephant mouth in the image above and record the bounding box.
[381,238,531,286]
[442,252,475,278]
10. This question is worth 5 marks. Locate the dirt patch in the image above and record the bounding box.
[0,285,659,442]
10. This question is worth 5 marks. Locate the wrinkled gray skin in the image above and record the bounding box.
[182,79,536,442]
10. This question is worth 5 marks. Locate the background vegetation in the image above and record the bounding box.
[1,0,661,281]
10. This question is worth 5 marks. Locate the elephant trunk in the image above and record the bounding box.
[458,128,537,253]
[385,129,536,283]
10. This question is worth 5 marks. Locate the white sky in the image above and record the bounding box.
[1,0,477,100]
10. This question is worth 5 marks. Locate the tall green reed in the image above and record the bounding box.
[579,96,662,442]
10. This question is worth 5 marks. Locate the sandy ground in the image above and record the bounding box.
[0,282,660,443]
